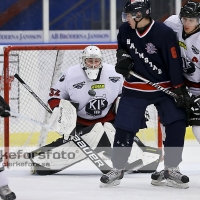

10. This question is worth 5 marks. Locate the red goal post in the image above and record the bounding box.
[2,44,162,166]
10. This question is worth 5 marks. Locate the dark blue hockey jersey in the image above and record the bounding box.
[117,20,184,99]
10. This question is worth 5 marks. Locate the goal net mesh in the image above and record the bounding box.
[0,45,161,165]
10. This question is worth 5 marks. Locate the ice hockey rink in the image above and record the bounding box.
[4,139,200,200]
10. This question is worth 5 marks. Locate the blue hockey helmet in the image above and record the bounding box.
[122,0,151,22]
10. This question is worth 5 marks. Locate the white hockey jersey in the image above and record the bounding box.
[48,63,123,123]
[164,15,200,95]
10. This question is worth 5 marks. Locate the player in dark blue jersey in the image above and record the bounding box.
[100,0,192,189]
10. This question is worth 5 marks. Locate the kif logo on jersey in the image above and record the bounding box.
[85,94,108,116]
[145,43,157,54]
[73,81,85,89]
[191,45,199,55]
[109,77,121,83]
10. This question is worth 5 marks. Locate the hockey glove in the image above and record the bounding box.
[173,84,192,116]
[115,49,133,78]
[191,95,200,115]
[48,99,77,140]
[0,96,10,117]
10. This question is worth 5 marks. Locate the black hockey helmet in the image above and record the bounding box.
[122,0,151,22]
[179,0,200,19]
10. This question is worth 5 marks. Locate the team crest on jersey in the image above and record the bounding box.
[128,42,162,74]
[109,77,121,83]
[145,43,157,54]
[85,94,108,116]
[73,81,85,89]
[59,75,65,82]
[191,45,199,55]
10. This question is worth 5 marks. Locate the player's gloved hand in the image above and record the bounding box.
[0,96,10,117]
[115,49,133,78]
[183,61,196,74]
[173,84,192,116]
[191,95,200,115]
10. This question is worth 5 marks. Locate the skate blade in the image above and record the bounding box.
[166,179,189,189]
[151,180,166,186]
[99,179,121,188]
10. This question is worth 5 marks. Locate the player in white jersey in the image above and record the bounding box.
[0,96,16,200]
[164,1,200,143]
[150,0,200,188]
[48,45,123,124]
[48,45,123,155]
[29,45,124,175]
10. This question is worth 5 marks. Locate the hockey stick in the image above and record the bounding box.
[103,136,162,173]
[8,110,52,130]
[132,136,162,173]
[14,74,53,113]
[129,71,200,108]
[14,73,142,174]
[14,73,111,173]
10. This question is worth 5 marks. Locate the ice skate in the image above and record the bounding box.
[0,185,16,200]
[100,168,124,188]
[151,170,165,186]
[164,167,189,189]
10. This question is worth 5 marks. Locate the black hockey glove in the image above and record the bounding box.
[191,95,200,115]
[0,96,10,117]
[183,60,196,74]
[115,49,133,78]
[173,84,192,116]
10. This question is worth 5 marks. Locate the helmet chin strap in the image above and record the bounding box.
[134,17,143,29]
[134,17,152,33]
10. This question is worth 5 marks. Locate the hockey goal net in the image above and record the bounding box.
[1,44,162,166]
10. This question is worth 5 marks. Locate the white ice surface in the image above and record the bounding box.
[5,140,200,200]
